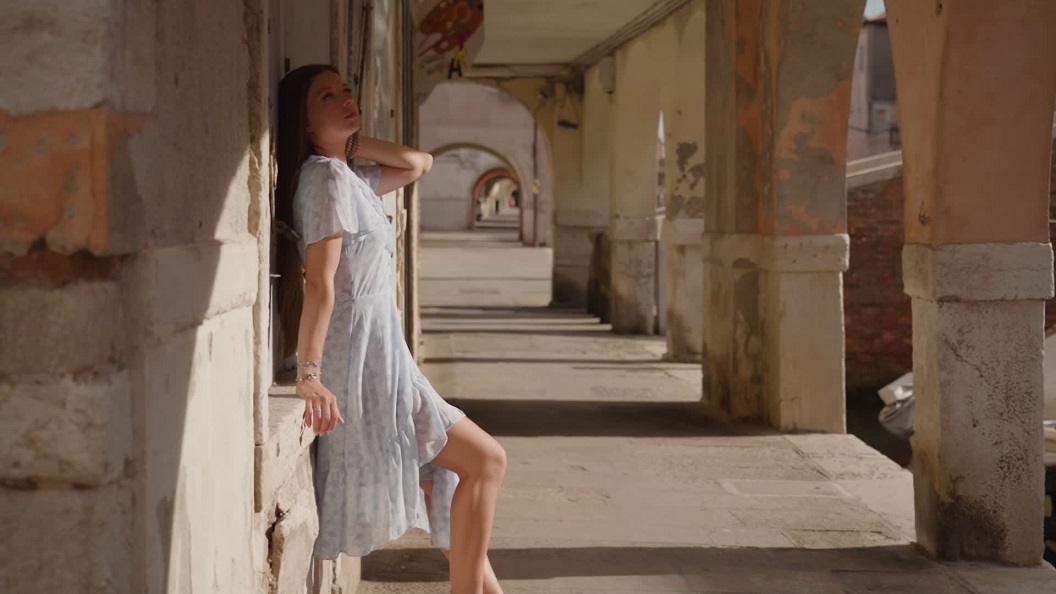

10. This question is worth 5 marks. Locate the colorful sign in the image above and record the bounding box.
[413,0,485,101]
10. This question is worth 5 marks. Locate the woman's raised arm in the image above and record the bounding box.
[356,136,434,195]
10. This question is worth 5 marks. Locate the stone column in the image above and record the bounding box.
[549,86,594,306]
[887,0,1056,565]
[580,67,615,318]
[662,3,707,361]
[608,36,674,334]
[701,0,862,432]
[610,214,663,333]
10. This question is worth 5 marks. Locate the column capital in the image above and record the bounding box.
[702,233,849,273]
[902,242,1054,302]
[610,214,663,242]
[662,217,705,246]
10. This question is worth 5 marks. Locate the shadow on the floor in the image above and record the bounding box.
[426,357,663,366]
[421,305,591,320]
[420,276,552,282]
[846,390,914,468]
[422,327,614,339]
[362,544,955,586]
[448,399,773,439]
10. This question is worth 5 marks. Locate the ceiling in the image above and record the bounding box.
[470,0,686,76]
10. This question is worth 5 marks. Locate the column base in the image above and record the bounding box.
[663,218,705,360]
[701,233,849,433]
[552,210,607,308]
[609,215,662,334]
[904,242,1053,565]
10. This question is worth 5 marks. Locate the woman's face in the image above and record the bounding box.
[305,70,360,148]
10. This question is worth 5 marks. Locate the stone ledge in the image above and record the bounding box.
[662,217,705,246]
[903,242,1054,302]
[256,388,363,594]
[0,372,131,486]
[255,387,315,513]
[610,214,663,242]
[702,233,850,273]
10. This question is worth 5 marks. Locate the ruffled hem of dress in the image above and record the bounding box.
[409,371,466,465]
[313,521,430,560]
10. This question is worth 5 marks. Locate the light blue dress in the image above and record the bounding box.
[293,154,465,559]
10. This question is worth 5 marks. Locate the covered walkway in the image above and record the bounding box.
[359,231,1056,593]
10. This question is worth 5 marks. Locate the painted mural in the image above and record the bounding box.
[413,0,485,102]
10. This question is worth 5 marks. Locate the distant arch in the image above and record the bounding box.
[419,81,554,244]
[429,142,525,186]
[473,167,519,201]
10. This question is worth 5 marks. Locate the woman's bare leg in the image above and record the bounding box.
[427,418,507,594]
[422,480,504,594]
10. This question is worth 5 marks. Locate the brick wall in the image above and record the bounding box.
[845,173,913,393]
[845,141,1056,395]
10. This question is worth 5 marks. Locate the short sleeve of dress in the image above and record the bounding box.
[294,159,359,245]
[352,164,383,193]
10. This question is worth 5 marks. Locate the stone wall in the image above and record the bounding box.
[0,0,264,591]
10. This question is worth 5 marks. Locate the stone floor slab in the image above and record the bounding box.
[357,231,1056,594]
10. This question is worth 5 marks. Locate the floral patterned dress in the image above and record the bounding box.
[293,154,464,559]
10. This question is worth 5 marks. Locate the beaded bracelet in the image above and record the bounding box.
[345,132,360,161]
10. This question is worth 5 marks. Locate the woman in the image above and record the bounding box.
[274,64,507,594]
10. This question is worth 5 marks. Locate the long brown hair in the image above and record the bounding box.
[275,64,340,356]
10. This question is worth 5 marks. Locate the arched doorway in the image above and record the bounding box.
[472,167,520,227]
[418,81,554,246]
[420,143,524,234]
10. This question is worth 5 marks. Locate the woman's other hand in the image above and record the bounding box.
[297,378,345,434]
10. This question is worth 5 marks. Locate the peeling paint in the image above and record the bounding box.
[675,141,699,173]
[775,81,852,166]
[63,167,79,193]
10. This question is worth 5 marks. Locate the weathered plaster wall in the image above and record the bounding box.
[893,1,1052,248]
[0,0,262,591]
[419,81,552,245]
[702,0,865,433]
[663,1,708,360]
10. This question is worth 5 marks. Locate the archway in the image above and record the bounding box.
[418,80,554,246]
[418,143,523,232]
[472,167,520,225]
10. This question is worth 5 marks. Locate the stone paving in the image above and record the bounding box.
[358,229,1056,594]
